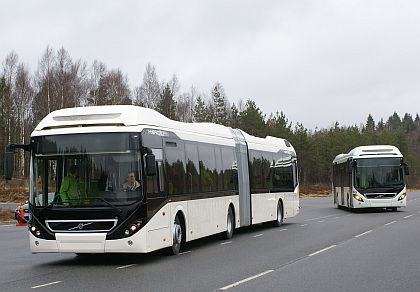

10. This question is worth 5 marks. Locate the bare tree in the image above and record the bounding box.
[2,51,19,146]
[35,46,55,116]
[88,60,107,106]
[56,47,72,109]
[134,63,161,109]
[67,59,88,107]
[176,86,198,122]
[13,63,34,176]
[97,69,131,105]
[168,74,180,98]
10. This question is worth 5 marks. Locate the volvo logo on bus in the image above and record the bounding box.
[69,222,93,231]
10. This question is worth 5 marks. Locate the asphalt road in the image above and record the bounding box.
[1,192,419,292]
[0,202,19,211]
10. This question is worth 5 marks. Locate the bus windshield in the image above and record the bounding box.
[31,133,143,207]
[354,157,404,190]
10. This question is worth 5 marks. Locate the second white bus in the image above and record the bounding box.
[332,145,409,210]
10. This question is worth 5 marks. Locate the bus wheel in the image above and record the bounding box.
[171,215,183,255]
[275,201,283,227]
[225,207,234,239]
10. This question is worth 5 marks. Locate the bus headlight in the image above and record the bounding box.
[398,193,406,201]
[353,194,364,202]
[29,224,41,237]
[124,220,143,237]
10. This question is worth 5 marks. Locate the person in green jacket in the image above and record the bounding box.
[60,165,81,204]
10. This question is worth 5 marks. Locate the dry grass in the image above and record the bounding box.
[300,184,331,198]
[0,178,29,203]
[0,208,15,223]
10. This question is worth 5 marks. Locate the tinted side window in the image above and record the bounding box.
[214,145,224,191]
[249,150,263,190]
[185,142,200,193]
[221,146,237,191]
[165,140,186,195]
[198,143,216,192]
[261,152,272,189]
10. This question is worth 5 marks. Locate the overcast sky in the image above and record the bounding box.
[1,0,419,130]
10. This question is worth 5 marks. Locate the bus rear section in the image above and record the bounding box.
[332,145,409,210]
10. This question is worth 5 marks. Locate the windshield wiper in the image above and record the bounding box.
[86,197,125,219]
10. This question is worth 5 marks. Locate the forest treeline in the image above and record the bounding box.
[1,46,419,187]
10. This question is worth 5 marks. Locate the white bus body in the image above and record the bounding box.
[332,145,408,210]
[6,105,299,254]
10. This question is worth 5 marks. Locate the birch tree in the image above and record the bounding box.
[134,63,161,109]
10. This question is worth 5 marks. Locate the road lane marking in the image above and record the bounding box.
[318,220,325,223]
[32,281,62,289]
[305,214,340,222]
[279,228,287,231]
[308,245,336,257]
[385,221,396,226]
[301,224,308,227]
[220,241,233,245]
[116,264,136,270]
[253,234,264,238]
[404,215,413,219]
[333,217,340,219]
[355,230,372,238]
[220,270,274,290]
[177,250,193,255]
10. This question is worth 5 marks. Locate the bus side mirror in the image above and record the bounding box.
[144,148,157,176]
[404,163,409,175]
[4,151,14,180]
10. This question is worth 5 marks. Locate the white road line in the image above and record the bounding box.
[404,215,413,219]
[385,221,396,226]
[279,228,287,231]
[305,214,340,222]
[308,245,336,257]
[32,281,62,289]
[333,217,340,219]
[253,234,264,238]
[219,270,274,290]
[355,230,372,238]
[220,241,233,245]
[116,264,136,270]
[177,250,193,255]
[300,224,308,227]
[319,220,325,223]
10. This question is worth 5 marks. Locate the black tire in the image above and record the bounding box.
[225,207,234,239]
[171,215,183,255]
[275,201,283,227]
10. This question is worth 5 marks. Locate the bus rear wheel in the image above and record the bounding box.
[171,215,183,255]
[275,201,283,227]
[225,207,234,239]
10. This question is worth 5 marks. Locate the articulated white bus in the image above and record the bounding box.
[332,145,409,211]
[5,105,299,254]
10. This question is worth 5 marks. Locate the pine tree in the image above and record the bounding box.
[157,84,177,120]
[194,96,207,122]
[212,82,229,125]
[365,114,375,131]
[239,99,266,137]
